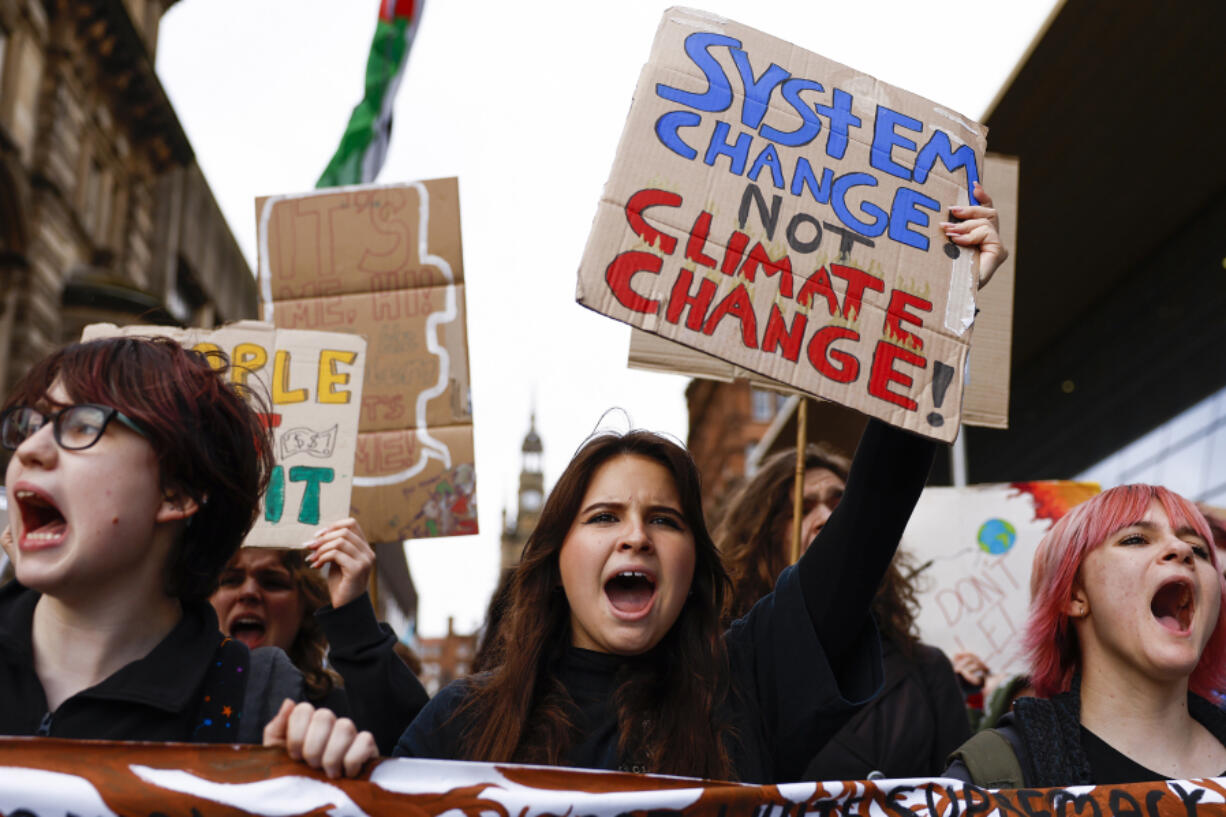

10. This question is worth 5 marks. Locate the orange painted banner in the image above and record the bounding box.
[0,739,1221,816]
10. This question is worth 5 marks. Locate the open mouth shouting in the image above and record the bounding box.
[605,570,657,618]
[1151,578,1195,635]
[13,486,67,550]
[226,613,269,649]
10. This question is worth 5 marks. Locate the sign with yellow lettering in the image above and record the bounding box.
[81,321,366,548]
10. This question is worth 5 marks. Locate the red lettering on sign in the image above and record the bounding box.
[720,231,750,275]
[605,251,662,315]
[869,341,925,411]
[830,264,885,320]
[625,189,681,254]
[666,268,718,331]
[685,211,718,269]
[762,305,806,363]
[702,284,757,349]
[884,289,932,351]
[807,325,860,383]
[795,266,840,316]
[739,244,793,298]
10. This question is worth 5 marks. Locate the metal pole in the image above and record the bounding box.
[791,399,808,564]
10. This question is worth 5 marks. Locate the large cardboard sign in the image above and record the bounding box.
[1,739,1220,816]
[626,154,1019,430]
[578,8,990,441]
[81,321,366,548]
[903,482,1100,676]
[257,179,477,542]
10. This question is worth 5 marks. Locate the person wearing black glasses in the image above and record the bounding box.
[0,336,375,778]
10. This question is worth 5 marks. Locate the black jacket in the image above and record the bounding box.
[803,638,970,780]
[317,592,429,754]
[0,581,299,742]
[945,686,1226,786]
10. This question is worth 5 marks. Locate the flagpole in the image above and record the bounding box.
[791,399,807,564]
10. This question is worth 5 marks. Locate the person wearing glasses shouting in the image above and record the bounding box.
[0,336,375,778]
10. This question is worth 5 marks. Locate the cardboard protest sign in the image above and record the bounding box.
[902,481,1100,676]
[4,738,1223,816]
[579,8,990,441]
[626,154,1020,429]
[256,178,476,542]
[81,321,365,548]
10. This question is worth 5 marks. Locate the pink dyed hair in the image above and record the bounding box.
[1024,484,1226,698]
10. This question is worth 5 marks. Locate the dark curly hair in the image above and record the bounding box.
[715,444,850,625]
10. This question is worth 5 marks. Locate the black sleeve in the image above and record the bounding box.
[394,679,473,758]
[798,418,938,663]
[318,592,430,755]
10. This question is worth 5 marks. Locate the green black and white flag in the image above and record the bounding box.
[317,0,424,188]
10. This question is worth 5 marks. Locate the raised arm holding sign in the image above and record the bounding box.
[578,8,1006,441]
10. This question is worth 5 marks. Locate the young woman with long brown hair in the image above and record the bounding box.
[393,419,935,781]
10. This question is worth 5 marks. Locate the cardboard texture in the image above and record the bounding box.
[627,152,1019,429]
[257,179,476,543]
[579,7,992,442]
[903,481,1100,676]
[81,321,366,549]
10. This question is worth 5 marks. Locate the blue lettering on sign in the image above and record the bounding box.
[653,31,982,250]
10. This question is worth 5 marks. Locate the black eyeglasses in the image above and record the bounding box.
[0,404,148,451]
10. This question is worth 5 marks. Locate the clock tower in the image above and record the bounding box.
[500,413,545,569]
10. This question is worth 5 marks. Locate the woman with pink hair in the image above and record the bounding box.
[946,485,1226,786]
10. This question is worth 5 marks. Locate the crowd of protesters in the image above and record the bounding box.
[3,183,1226,788]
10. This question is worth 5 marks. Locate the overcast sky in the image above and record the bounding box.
[156,0,1057,637]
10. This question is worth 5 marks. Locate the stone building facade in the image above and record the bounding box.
[0,0,254,400]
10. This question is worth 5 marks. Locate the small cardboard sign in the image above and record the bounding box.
[256,179,477,542]
[81,321,366,548]
[578,8,990,441]
[902,481,1100,676]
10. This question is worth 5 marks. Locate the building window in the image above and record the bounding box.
[751,388,777,422]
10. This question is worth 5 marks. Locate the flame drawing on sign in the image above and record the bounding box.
[1010,481,1101,527]
[259,181,457,488]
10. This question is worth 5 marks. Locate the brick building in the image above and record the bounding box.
[0,0,254,401]
[685,379,789,522]
[417,615,477,696]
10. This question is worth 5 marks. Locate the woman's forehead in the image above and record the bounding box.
[585,454,681,502]
[234,548,291,571]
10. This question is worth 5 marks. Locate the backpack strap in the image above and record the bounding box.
[947,728,1025,789]
[192,636,250,743]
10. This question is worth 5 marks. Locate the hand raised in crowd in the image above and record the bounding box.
[264,699,378,778]
[941,180,1008,289]
[304,517,375,609]
[952,651,990,689]
[1,526,12,561]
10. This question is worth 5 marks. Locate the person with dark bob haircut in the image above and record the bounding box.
[0,336,375,778]
[946,485,1226,787]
